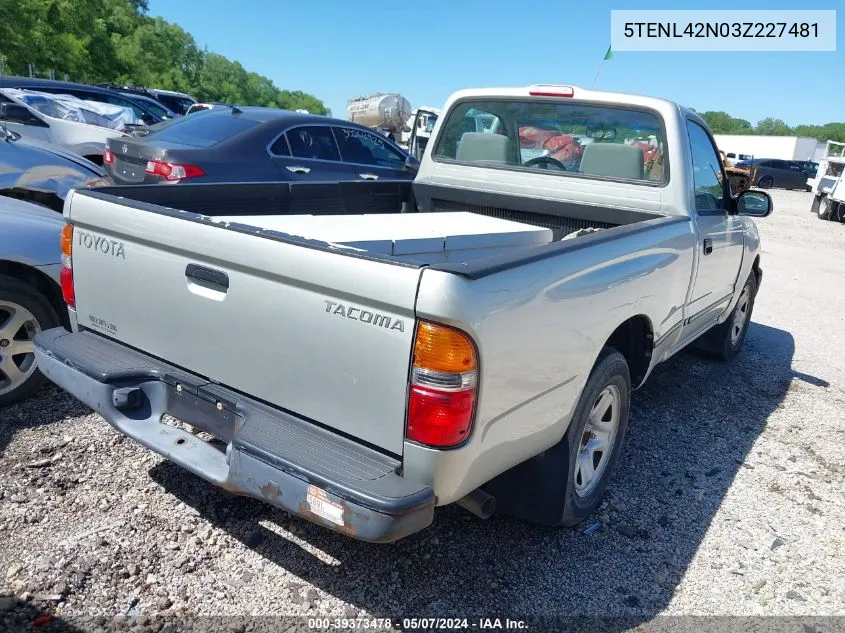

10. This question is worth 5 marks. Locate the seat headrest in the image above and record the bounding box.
[579,143,644,180]
[456,132,511,164]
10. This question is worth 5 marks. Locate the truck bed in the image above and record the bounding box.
[87,180,666,270]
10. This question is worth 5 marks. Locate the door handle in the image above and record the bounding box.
[185,263,229,292]
[703,238,713,255]
[285,166,311,174]
[359,173,379,180]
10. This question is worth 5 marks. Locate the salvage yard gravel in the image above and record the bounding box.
[1,190,844,631]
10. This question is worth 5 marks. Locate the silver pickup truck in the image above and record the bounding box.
[34,85,773,543]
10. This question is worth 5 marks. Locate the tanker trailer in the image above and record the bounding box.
[346,93,412,141]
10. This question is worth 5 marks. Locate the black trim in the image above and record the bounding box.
[415,182,661,226]
[185,263,229,290]
[74,187,421,270]
[87,180,414,216]
[653,321,683,348]
[683,293,733,326]
[429,215,691,279]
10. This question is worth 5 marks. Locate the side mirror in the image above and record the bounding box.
[404,155,421,173]
[737,189,773,217]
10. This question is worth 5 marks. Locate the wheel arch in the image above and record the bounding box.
[0,261,68,329]
[603,314,654,389]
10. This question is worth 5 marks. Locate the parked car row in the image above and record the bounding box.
[0,76,198,165]
[94,83,197,116]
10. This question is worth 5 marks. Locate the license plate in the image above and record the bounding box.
[306,485,345,526]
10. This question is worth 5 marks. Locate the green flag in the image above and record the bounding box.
[603,45,613,61]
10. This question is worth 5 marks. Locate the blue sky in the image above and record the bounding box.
[146,0,842,126]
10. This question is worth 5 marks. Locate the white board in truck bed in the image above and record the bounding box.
[212,212,553,264]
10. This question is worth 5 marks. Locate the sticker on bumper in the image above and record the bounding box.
[306,485,344,526]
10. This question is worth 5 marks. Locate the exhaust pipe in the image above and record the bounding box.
[456,488,496,520]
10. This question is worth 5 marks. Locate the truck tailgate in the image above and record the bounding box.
[66,191,423,455]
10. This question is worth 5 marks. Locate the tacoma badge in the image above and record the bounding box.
[324,300,405,332]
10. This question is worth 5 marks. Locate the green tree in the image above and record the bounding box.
[0,0,328,114]
[755,117,793,136]
[699,111,753,134]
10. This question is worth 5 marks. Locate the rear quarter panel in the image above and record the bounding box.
[404,217,696,504]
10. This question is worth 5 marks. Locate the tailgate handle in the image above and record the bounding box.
[185,264,229,291]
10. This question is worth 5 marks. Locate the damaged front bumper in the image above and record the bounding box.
[33,328,435,543]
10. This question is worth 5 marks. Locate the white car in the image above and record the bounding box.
[0,88,133,164]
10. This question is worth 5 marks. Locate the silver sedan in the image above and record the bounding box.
[0,197,67,406]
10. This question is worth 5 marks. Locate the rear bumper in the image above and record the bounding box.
[33,328,434,543]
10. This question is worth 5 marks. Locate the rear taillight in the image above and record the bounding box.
[60,224,75,308]
[103,149,114,165]
[145,159,205,182]
[528,84,575,97]
[407,321,478,447]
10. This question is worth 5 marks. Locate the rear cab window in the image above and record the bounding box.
[433,98,667,184]
[146,113,260,148]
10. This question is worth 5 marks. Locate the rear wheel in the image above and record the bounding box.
[758,175,773,189]
[0,275,60,407]
[483,348,631,527]
[817,195,832,220]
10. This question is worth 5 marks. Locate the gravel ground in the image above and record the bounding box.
[1,189,844,631]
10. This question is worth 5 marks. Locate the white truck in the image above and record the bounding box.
[34,84,773,543]
[809,140,845,222]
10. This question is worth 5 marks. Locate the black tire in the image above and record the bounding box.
[484,347,631,527]
[697,273,757,362]
[757,175,773,189]
[817,195,832,220]
[811,195,822,215]
[0,274,60,407]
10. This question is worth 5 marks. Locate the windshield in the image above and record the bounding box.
[128,95,172,119]
[433,99,667,183]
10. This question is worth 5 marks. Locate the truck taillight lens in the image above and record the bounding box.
[103,149,114,165]
[60,224,75,308]
[407,321,478,447]
[145,159,205,181]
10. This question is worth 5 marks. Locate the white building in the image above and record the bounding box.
[714,135,825,163]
